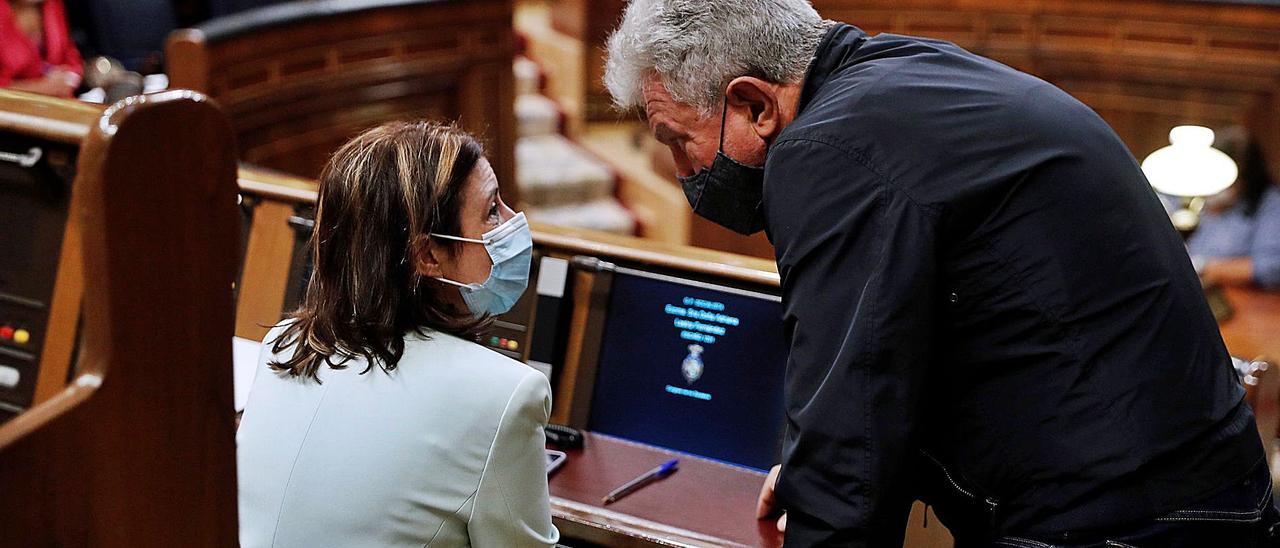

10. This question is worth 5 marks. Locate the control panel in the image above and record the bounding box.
[0,134,77,416]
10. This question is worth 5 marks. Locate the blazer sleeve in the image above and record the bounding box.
[467,369,560,548]
[765,137,941,547]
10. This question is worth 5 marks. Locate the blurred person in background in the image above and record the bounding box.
[0,0,82,97]
[1189,127,1280,290]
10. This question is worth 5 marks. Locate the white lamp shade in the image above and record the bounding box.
[1141,126,1238,198]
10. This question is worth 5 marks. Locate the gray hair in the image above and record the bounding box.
[604,0,831,115]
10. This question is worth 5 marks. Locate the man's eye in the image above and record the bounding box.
[488,202,499,218]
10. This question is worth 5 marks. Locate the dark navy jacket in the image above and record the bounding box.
[766,23,1263,546]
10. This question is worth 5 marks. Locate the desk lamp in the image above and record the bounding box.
[1143,125,1240,320]
[1141,125,1238,237]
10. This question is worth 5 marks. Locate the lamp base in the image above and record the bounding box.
[1171,196,1206,240]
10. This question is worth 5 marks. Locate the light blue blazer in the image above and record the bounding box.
[237,324,559,547]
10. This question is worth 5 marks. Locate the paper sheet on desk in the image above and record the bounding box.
[232,337,263,412]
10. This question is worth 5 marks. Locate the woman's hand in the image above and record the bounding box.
[8,70,77,98]
[756,464,787,533]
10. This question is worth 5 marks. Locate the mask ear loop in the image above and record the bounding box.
[430,233,489,245]
[717,96,730,152]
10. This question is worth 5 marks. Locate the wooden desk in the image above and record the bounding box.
[550,433,783,548]
[549,434,951,547]
[1221,287,1280,360]
[1219,287,1280,452]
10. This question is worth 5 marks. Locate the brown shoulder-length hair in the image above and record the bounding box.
[269,121,490,381]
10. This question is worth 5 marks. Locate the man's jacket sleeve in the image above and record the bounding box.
[765,137,941,546]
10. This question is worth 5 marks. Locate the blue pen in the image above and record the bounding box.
[602,459,679,505]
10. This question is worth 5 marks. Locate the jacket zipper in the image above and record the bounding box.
[922,451,999,512]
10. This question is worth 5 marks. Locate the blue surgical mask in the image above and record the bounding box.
[430,212,532,316]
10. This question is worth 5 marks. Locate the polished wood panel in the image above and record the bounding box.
[236,199,296,341]
[0,91,240,546]
[166,0,521,204]
[238,163,318,203]
[31,194,81,405]
[809,0,1280,178]
[0,93,100,143]
[233,165,316,341]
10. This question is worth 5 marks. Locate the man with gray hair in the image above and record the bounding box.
[606,1,1278,546]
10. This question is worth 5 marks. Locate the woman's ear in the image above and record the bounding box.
[726,77,783,142]
[413,235,446,279]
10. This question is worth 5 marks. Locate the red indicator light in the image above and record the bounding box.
[0,326,13,341]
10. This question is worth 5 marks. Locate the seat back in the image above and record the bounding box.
[0,90,240,547]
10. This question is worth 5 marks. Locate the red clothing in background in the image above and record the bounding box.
[0,0,82,87]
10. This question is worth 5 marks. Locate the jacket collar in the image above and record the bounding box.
[797,23,869,115]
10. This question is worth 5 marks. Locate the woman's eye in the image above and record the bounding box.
[488,202,499,219]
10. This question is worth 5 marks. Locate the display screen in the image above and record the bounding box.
[588,269,788,471]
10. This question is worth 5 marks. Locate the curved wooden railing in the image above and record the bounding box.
[166,0,520,202]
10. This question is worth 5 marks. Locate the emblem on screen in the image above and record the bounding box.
[681,344,705,384]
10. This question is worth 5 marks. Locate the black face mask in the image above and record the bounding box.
[677,100,767,235]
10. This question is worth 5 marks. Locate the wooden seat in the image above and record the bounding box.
[0,90,240,546]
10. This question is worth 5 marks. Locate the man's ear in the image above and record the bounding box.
[413,235,446,279]
[726,76,783,141]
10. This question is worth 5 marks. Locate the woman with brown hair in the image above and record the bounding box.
[236,122,558,547]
